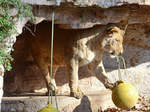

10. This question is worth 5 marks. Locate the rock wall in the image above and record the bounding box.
[0,18,29,111]
[0,65,4,111]
[23,0,150,8]
[31,5,150,29]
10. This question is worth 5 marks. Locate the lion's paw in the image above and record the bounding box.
[46,88,60,96]
[70,88,84,99]
[104,80,114,90]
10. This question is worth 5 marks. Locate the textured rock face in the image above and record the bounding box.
[31,5,150,29]
[23,0,150,29]
[0,18,29,112]
[23,0,150,8]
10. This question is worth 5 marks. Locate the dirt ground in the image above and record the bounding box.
[99,97,150,112]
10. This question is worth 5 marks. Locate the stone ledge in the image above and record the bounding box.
[23,0,150,8]
[2,90,115,112]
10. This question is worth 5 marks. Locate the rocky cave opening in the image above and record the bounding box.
[4,20,100,97]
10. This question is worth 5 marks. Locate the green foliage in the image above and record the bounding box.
[0,0,33,71]
[0,47,13,71]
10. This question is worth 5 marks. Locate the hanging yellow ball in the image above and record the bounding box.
[112,81,139,109]
[37,103,59,112]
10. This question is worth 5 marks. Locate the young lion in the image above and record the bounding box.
[27,21,124,99]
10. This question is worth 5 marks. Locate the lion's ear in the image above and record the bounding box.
[110,28,118,33]
[106,27,118,34]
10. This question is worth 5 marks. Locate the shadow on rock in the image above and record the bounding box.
[73,95,92,112]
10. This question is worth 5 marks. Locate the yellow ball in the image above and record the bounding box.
[112,81,139,109]
[37,103,59,112]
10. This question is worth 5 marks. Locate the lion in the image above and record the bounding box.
[26,21,125,99]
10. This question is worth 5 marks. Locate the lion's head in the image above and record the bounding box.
[102,26,124,56]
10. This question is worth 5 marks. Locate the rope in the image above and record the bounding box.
[119,56,128,76]
[47,8,59,110]
[116,56,127,81]
[48,86,53,104]
[116,56,122,81]
[50,9,55,82]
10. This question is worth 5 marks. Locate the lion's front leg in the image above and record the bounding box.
[88,60,114,89]
[66,59,83,99]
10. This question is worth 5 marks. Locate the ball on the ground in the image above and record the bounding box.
[112,81,139,109]
[37,103,59,112]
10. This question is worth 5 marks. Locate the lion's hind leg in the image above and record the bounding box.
[48,66,59,94]
[34,56,59,95]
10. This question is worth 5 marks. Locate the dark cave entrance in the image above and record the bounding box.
[3,20,96,96]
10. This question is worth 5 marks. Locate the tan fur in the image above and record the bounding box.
[27,21,124,99]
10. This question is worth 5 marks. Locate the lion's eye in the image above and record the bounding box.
[116,39,120,42]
